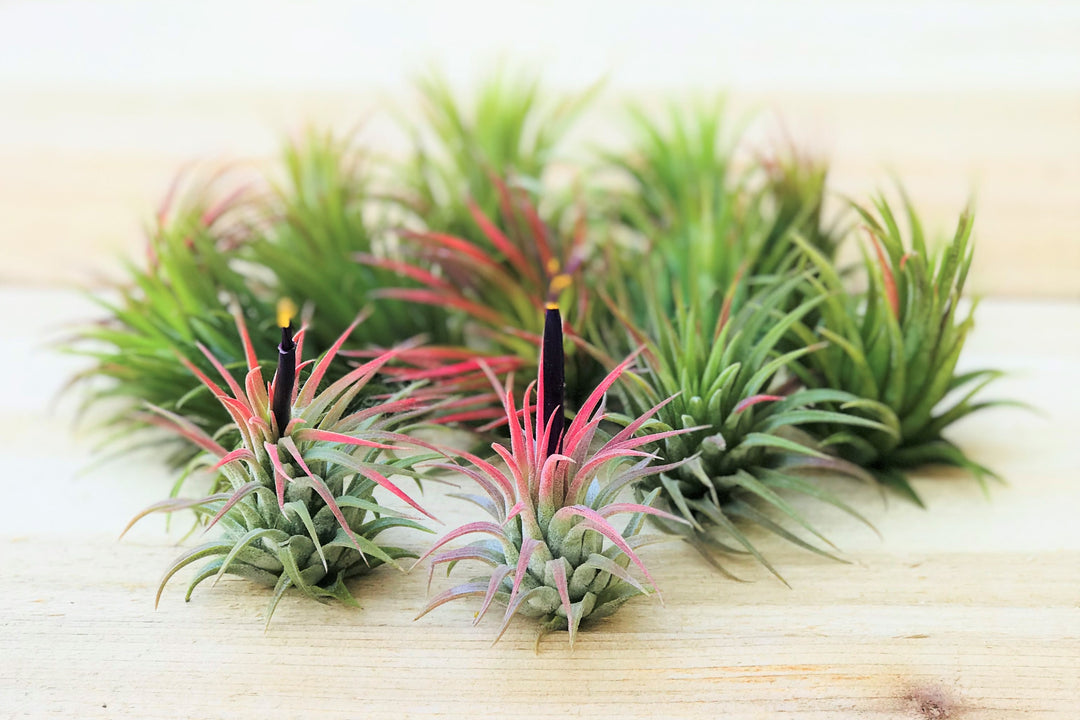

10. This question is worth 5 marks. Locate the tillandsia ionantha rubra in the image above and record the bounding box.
[63,168,275,466]
[356,176,606,427]
[122,300,443,626]
[787,193,1011,505]
[608,274,889,580]
[414,305,695,647]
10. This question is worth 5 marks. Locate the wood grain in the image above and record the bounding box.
[1,294,1078,718]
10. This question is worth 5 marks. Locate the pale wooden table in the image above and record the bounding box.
[1,292,1077,719]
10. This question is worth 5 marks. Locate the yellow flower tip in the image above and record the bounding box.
[545,258,561,275]
[548,273,572,296]
[545,302,559,310]
[276,298,298,328]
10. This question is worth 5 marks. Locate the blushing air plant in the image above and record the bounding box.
[414,307,694,647]
[357,176,606,426]
[64,170,275,465]
[398,67,599,241]
[788,194,1008,505]
[609,275,888,580]
[123,302,442,625]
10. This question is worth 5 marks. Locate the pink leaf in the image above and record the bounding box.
[211,447,255,470]
[202,481,261,532]
[734,395,785,414]
[296,310,370,407]
[412,522,508,569]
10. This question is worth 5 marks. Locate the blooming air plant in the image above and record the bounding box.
[414,305,696,648]
[122,300,442,626]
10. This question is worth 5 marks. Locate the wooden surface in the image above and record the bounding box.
[1,292,1078,718]
[1,1,1079,297]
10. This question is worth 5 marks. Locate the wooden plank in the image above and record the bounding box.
[1,294,1078,717]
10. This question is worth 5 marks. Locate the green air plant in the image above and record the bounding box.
[398,67,599,240]
[788,194,1008,505]
[64,170,275,465]
[602,99,842,323]
[610,275,888,579]
[123,302,442,625]
[358,175,606,426]
[414,306,694,647]
[246,128,454,351]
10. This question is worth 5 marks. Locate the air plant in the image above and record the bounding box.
[788,194,1009,505]
[246,128,454,350]
[357,176,607,426]
[414,306,694,647]
[123,301,442,625]
[398,67,599,240]
[609,275,888,579]
[63,169,274,464]
[602,99,842,323]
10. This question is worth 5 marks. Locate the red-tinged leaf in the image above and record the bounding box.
[734,395,785,414]
[200,185,246,227]
[292,428,399,451]
[202,481,261,532]
[563,349,644,445]
[430,407,506,425]
[143,405,228,457]
[466,199,538,285]
[426,463,508,519]
[211,447,255,470]
[232,305,259,372]
[219,396,254,423]
[414,581,488,621]
[606,394,680,446]
[547,558,576,645]
[537,453,573,513]
[505,537,542,611]
[551,506,660,596]
[870,233,900,318]
[453,449,516,499]
[245,366,268,417]
[120,492,229,538]
[504,500,526,523]
[598,503,690,526]
[360,467,438,523]
[373,289,506,326]
[296,310,369,406]
[517,192,554,274]
[356,252,457,291]
[281,436,367,556]
[492,443,529,505]
[399,229,506,272]
[602,425,710,454]
[176,353,227,399]
[475,565,513,626]
[412,522,509,569]
[263,441,289,510]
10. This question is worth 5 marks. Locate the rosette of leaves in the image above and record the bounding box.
[414,308,693,647]
[246,128,454,350]
[124,306,442,625]
[64,170,274,465]
[358,176,607,426]
[601,99,842,322]
[398,67,599,240]
[610,275,888,579]
[787,194,1009,505]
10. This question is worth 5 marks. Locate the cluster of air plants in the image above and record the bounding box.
[125,302,442,624]
[67,70,1009,643]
